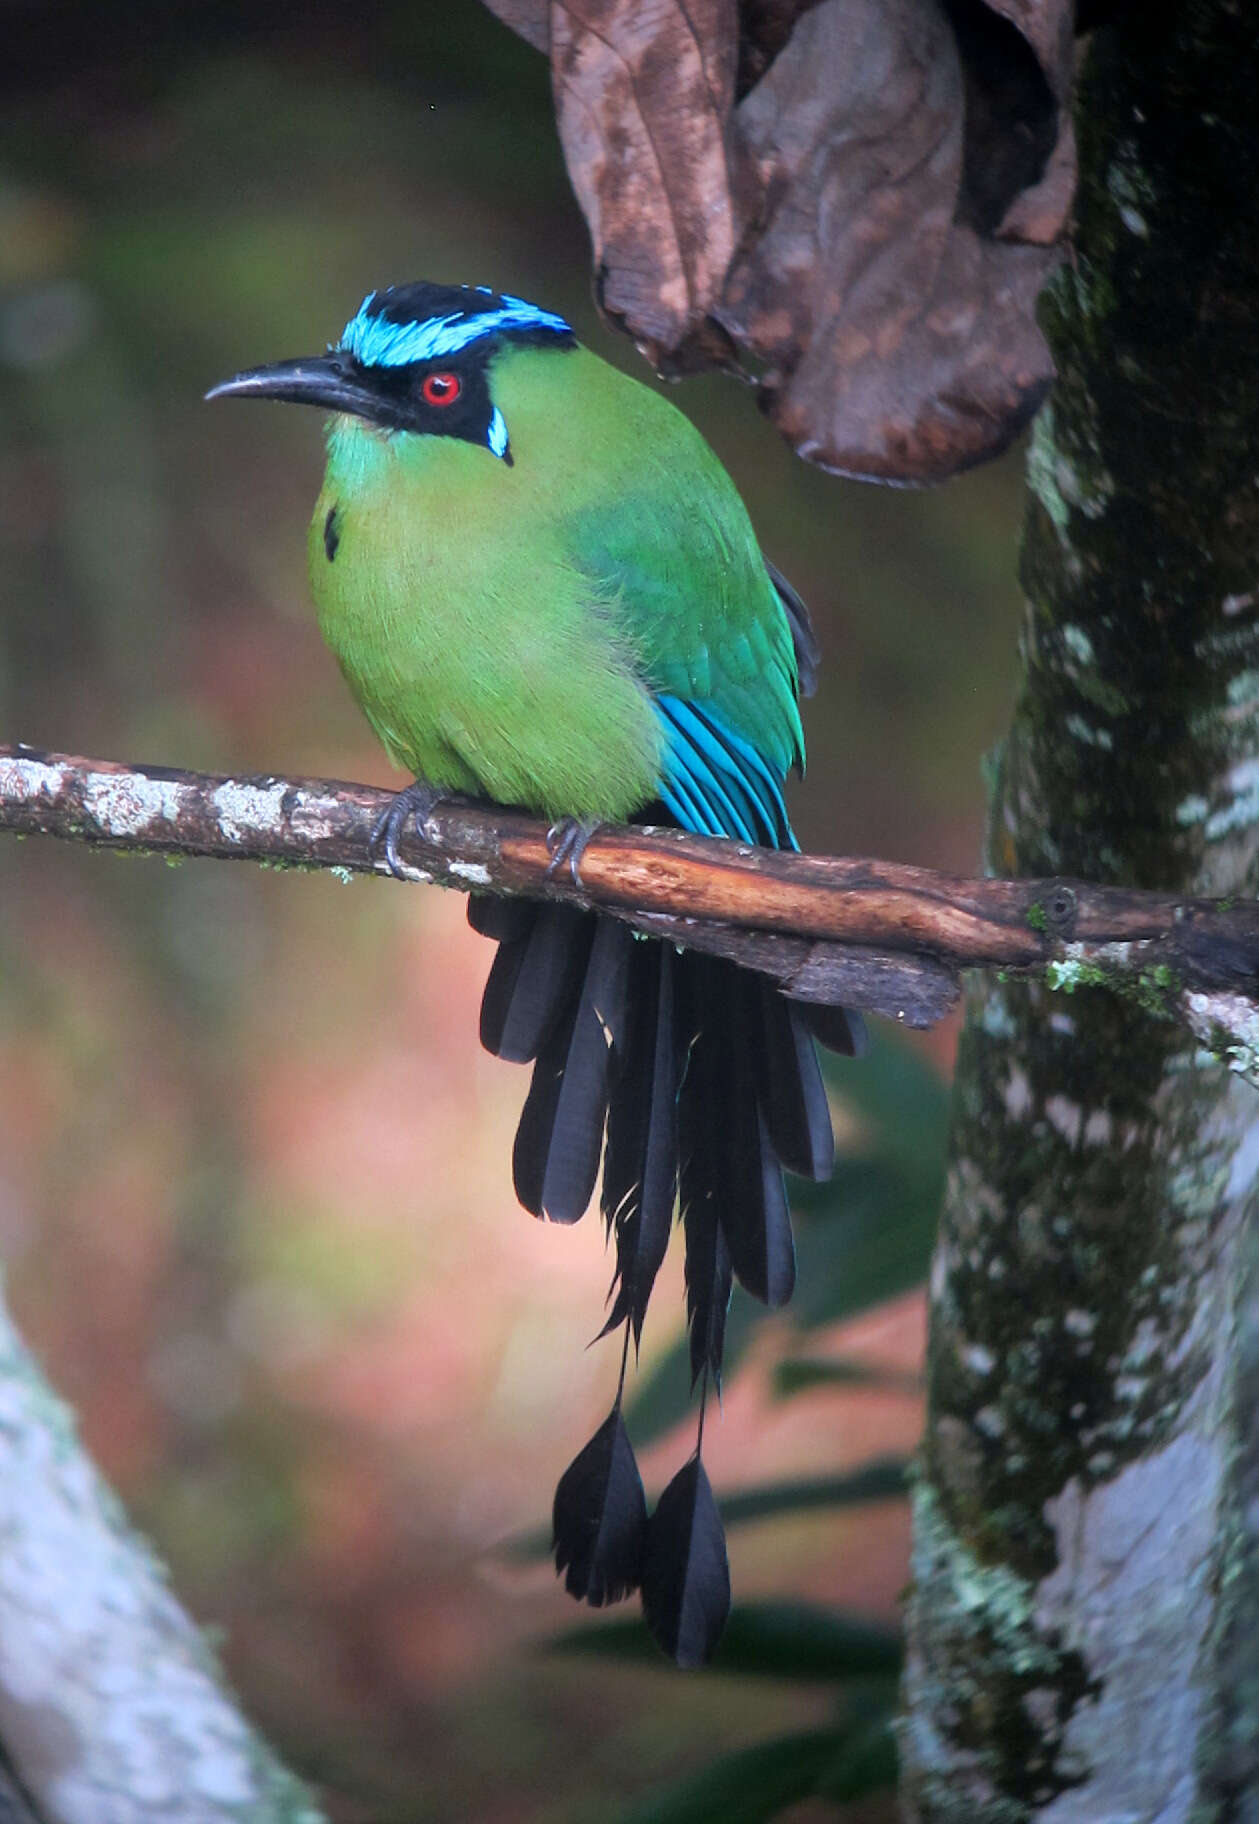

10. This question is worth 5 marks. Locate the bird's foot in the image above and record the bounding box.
[545,818,602,887]
[370,779,446,880]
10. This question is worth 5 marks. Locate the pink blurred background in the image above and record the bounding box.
[0,6,1026,1816]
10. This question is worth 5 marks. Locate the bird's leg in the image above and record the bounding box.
[545,817,602,886]
[369,777,447,880]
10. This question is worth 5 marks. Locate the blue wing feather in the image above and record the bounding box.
[655,695,798,853]
[658,770,723,841]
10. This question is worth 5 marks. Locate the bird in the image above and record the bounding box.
[208,280,864,1668]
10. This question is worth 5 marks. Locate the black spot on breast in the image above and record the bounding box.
[324,504,340,562]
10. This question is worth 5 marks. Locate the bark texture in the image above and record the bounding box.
[901,6,1259,1820]
[0,1296,323,1824]
[6,748,1259,1043]
[482,0,1073,480]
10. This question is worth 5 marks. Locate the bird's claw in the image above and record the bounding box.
[545,818,601,887]
[369,780,445,879]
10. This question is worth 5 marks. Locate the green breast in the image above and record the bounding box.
[307,356,664,822]
[306,340,801,825]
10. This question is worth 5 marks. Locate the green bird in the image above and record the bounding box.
[209,281,863,1667]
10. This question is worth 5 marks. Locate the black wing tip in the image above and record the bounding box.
[764,555,822,699]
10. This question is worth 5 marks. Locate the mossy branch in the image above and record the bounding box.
[4,744,1259,1055]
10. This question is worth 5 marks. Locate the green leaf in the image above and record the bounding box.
[548,1599,903,1682]
[824,1026,950,1175]
[622,1174,932,1445]
[616,1708,898,1824]
[616,1728,852,1824]
[788,1162,938,1329]
[795,1030,948,1222]
[785,1032,948,1327]
[719,1459,908,1527]
[816,1714,899,1803]
[772,1356,923,1398]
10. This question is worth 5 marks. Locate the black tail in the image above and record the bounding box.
[468,896,863,1665]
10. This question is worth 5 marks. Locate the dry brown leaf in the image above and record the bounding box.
[550,0,742,360]
[483,0,550,52]
[722,0,1063,480]
[484,0,1075,482]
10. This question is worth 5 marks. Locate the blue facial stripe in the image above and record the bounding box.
[340,290,573,369]
[487,407,509,460]
[654,697,797,852]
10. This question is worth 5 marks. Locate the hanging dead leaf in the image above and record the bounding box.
[483,0,550,51]
[550,0,742,364]
[483,0,1075,482]
[720,0,1064,479]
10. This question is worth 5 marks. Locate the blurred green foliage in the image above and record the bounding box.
[620,1711,898,1824]
[626,1035,947,1445]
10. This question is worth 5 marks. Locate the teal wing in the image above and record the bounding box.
[566,482,809,852]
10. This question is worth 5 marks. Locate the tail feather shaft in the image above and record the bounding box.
[601,941,678,1343]
[467,894,852,1666]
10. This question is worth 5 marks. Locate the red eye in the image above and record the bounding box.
[421,371,461,407]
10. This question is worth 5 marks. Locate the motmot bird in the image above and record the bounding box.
[209,282,864,1667]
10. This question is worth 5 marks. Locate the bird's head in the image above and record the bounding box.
[206,281,577,467]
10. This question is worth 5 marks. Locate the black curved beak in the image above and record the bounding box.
[205,354,379,417]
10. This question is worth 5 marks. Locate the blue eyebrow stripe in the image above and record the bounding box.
[340,291,573,367]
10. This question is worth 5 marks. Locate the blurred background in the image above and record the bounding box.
[0,5,1026,1819]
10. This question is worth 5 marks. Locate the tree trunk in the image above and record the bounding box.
[0,1292,323,1824]
[900,6,1259,1819]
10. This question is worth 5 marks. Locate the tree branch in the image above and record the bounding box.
[4,745,1259,1049]
[0,1287,323,1824]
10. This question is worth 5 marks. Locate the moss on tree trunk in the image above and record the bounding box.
[900,7,1259,1818]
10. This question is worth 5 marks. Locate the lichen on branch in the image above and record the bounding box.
[3,744,1259,1056]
